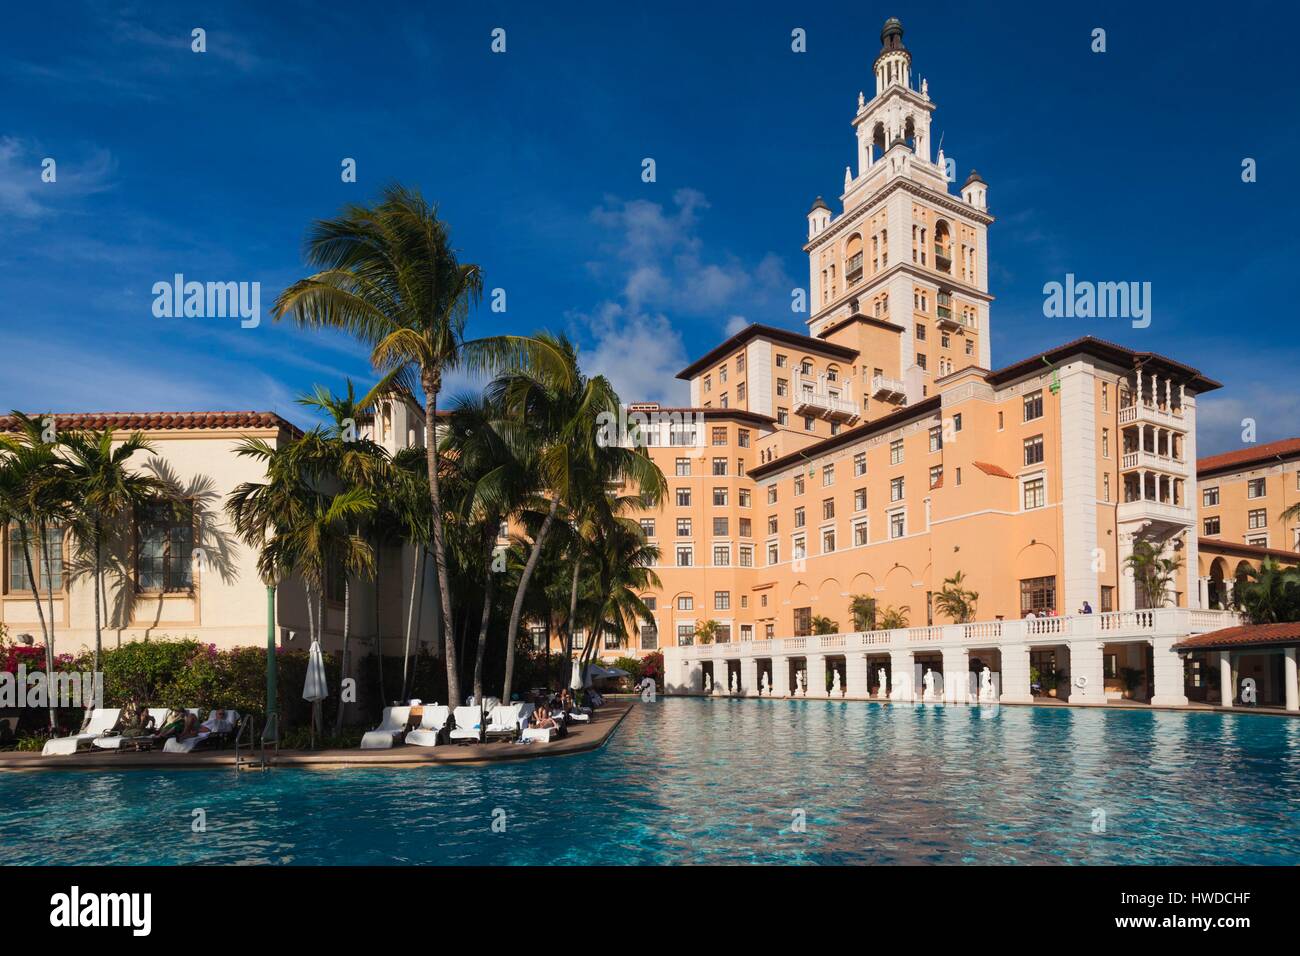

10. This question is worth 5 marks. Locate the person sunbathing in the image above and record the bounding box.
[201,709,234,734]
[176,712,205,741]
[531,706,559,731]
[154,709,187,742]
[115,705,156,739]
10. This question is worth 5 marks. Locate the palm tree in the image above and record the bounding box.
[59,428,162,675]
[576,513,662,668]
[1238,559,1300,624]
[694,620,720,645]
[877,605,910,629]
[1125,539,1181,608]
[810,615,839,635]
[934,570,979,623]
[849,594,877,630]
[488,333,665,702]
[272,185,572,708]
[0,412,70,729]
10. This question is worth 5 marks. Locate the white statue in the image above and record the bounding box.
[921,77,928,98]
[923,668,936,699]
[877,666,888,698]
[831,669,842,697]
[844,165,852,190]
[980,666,993,701]
[704,673,712,693]
[857,90,865,110]
[729,671,738,696]
[761,671,770,696]
[795,671,804,697]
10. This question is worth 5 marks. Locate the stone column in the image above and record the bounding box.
[1069,640,1108,704]
[1150,636,1189,707]
[1219,651,1233,707]
[772,656,791,698]
[845,653,869,699]
[999,643,1034,704]
[1285,648,1299,713]
[685,659,703,695]
[889,649,915,701]
[740,657,759,698]
[941,647,969,704]
[807,654,827,698]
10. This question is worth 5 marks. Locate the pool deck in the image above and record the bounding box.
[0,702,633,772]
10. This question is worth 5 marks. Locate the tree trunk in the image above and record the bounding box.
[421,376,461,709]
[401,545,420,700]
[502,497,558,703]
[563,554,582,684]
[472,525,497,701]
[335,576,350,735]
[92,531,102,678]
[374,549,385,705]
[18,522,54,730]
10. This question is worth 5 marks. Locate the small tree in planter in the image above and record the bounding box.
[694,620,719,645]
[1119,666,1144,700]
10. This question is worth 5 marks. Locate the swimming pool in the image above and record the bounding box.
[3,698,1298,865]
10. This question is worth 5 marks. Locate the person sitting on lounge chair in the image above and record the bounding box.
[154,709,187,742]
[177,712,206,741]
[201,709,234,735]
[531,706,559,731]
[113,705,156,739]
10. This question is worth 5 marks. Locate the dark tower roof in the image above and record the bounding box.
[809,195,831,213]
[963,169,987,187]
[878,17,908,57]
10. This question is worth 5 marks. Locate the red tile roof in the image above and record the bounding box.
[0,412,301,435]
[973,460,1014,479]
[1199,537,1300,564]
[1197,437,1300,477]
[1173,622,1300,651]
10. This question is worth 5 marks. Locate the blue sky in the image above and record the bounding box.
[2,0,1296,454]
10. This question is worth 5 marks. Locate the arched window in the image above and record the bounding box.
[845,234,863,284]
[933,221,952,272]
[872,123,886,157]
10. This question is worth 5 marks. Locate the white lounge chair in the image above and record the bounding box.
[359,706,412,749]
[515,703,536,729]
[449,705,485,743]
[486,703,523,740]
[42,708,122,756]
[405,705,450,747]
[92,707,170,750]
[163,709,241,753]
[520,726,556,743]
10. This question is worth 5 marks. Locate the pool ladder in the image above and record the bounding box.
[234,714,279,772]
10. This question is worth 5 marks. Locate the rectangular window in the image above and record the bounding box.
[1102,382,1110,412]
[890,477,904,501]
[767,542,779,565]
[713,545,730,566]
[639,518,656,537]
[822,528,836,553]
[529,624,548,651]
[792,535,806,560]
[793,607,812,637]
[822,464,834,486]
[678,596,693,611]
[714,591,730,610]
[1023,434,1044,466]
[7,523,65,592]
[1248,478,1266,499]
[739,545,753,567]
[677,624,694,646]
[1248,508,1267,530]
[1101,428,1110,459]
[737,458,746,477]
[1100,585,1114,613]
[794,507,805,528]
[640,623,659,651]
[776,378,788,397]
[794,476,805,496]
[1203,487,1220,507]
[929,465,943,489]
[675,457,691,476]
[676,546,693,567]
[767,485,778,505]
[889,510,905,539]
[1023,390,1044,422]
[1203,517,1221,536]
[915,323,926,340]
[676,518,692,537]
[890,439,903,465]
[738,429,750,448]
[776,354,787,368]
[928,426,942,452]
[676,487,691,507]
[1023,477,1046,510]
[767,515,778,534]
[765,623,775,639]
[136,502,193,592]
[804,416,816,432]
[739,517,752,537]
[822,498,835,520]
[712,426,727,446]
[777,408,788,425]
[1020,576,1057,615]
[854,520,868,546]
[854,488,866,511]
[712,517,728,536]
[739,488,750,507]
[712,457,728,476]
[853,452,866,476]
[713,487,728,506]
[952,412,962,432]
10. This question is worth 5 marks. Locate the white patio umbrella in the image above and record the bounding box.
[302,637,329,747]
[569,661,584,691]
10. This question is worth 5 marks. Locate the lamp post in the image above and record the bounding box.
[265,583,278,740]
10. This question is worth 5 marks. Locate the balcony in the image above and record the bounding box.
[1117,497,1193,527]
[936,306,962,331]
[1118,402,1186,430]
[933,244,952,272]
[792,381,861,423]
[1120,449,1188,475]
[871,374,906,404]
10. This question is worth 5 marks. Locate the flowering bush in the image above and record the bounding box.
[639,651,664,686]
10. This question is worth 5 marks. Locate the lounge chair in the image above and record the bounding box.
[405,705,450,747]
[359,706,413,749]
[42,708,122,756]
[449,705,485,744]
[92,707,170,751]
[520,726,556,743]
[163,710,242,753]
[485,704,523,741]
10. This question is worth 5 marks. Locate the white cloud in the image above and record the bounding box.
[568,302,689,406]
[1196,388,1300,457]
[0,138,116,218]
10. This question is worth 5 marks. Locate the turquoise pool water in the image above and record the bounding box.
[3,698,1298,865]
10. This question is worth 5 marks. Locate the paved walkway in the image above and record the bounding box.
[0,702,633,773]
